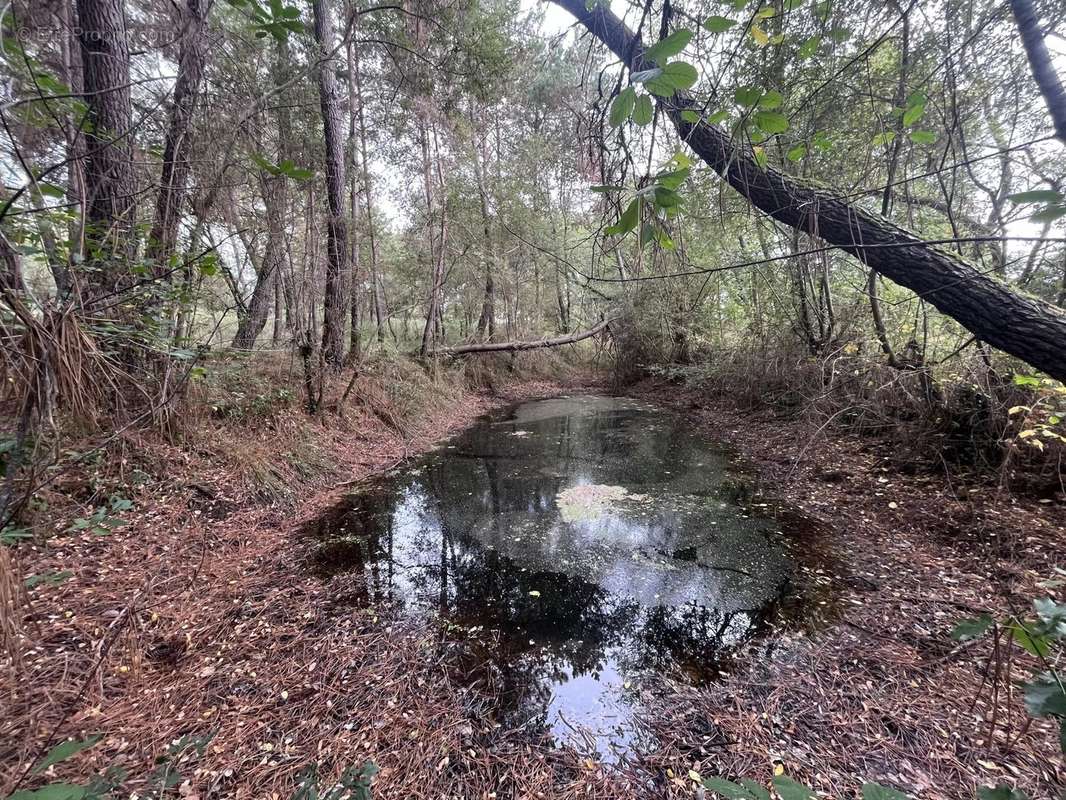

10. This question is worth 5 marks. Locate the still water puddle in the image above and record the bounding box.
[308,396,801,760]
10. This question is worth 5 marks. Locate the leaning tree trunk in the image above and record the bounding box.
[1010,0,1066,144]
[311,0,350,368]
[76,0,137,283]
[550,0,1066,382]
[233,174,288,349]
[146,0,211,269]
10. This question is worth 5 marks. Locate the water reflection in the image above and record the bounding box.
[309,396,794,759]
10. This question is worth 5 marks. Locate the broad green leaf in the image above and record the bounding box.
[702,776,761,799]
[758,90,783,109]
[7,784,88,799]
[32,735,103,776]
[754,6,775,18]
[645,61,699,97]
[950,614,993,641]
[605,198,640,235]
[609,86,636,127]
[977,786,1030,800]
[681,109,702,123]
[656,167,689,190]
[738,779,771,800]
[786,143,807,161]
[871,131,896,147]
[753,110,788,134]
[633,94,654,125]
[1007,189,1063,204]
[734,86,763,107]
[653,186,682,207]
[750,25,769,46]
[752,146,768,168]
[589,184,625,193]
[861,783,910,800]
[644,29,693,63]
[708,109,730,124]
[1024,673,1066,718]
[1008,621,1051,657]
[909,130,936,144]
[1030,203,1066,223]
[902,91,926,126]
[1034,598,1066,634]
[772,775,814,800]
[798,35,820,58]
[704,16,737,33]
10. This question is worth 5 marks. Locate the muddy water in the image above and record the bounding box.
[308,396,800,760]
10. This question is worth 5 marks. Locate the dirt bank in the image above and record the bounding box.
[2,375,1063,799]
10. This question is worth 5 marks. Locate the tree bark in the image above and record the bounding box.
[76,0,136,274]
[433,316,613,355]
[311,0,350,367]
[147,0,212,268]
[549,0,1066,381]
[233,174,287,349]
[1009,0,1066,144]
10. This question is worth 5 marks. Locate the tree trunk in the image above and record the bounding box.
[76,0,136,278]
[1010,0,1066,144]
[311,0,349,367]
[146,0,211,268]
[233,174,287,349]
[550,0,1066,381]
[433,316,613,355]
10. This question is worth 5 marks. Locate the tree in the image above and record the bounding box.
[311,0,349,367]
[548,0,1066,382]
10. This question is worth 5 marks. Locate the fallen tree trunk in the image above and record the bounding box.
[550,0,1066,383]
[432,317,613,355]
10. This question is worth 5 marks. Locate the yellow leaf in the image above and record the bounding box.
[773,763,785,776]
[1007,405,1028,415]
[751,26,769,46]
[688,769,702,782]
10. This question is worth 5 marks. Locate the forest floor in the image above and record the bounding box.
[1,366,1063,800]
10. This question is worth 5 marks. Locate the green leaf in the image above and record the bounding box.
[753,110,788,134]
[734,86,763,107]
[758,90,783,109]
[609,86,636,127]
[1009,621,1051,657]
[644,29,693,63]
[1007,189,1063,204]
[605,198,640,235]
[902,91,927,127]
[772,776,814,800]
[32,735,103,776]
[7,784,88,799]
[737,779,771,800]
[752,146,768,168]
[798,35,820,58]
[656,167,689,190]
[1024,673,1066,718]
[704,15,737,33]
[589,184,625,193]
[36,182,65,199]
[909,130,936,144]
[861,783,910,800]
[871,131,896,147]
[702,776,761,799]
[633,94,654,126]
[1034,597,1066,634]
[1030,203,1066,224]
[978,786,1030,800]
[653,186,682,207]
[645,61,699,97]
[950,614,993,641]
[708,109,730,124]
[750,25,769,46]
[681,109,702,123]
[786,143,807,162]
[25,571,74,588]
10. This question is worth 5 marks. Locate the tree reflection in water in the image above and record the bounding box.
[309,396,794,760]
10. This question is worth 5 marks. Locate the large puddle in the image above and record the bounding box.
[307,396,805,760]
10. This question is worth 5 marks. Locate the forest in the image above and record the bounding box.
[0,0,1065,796]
